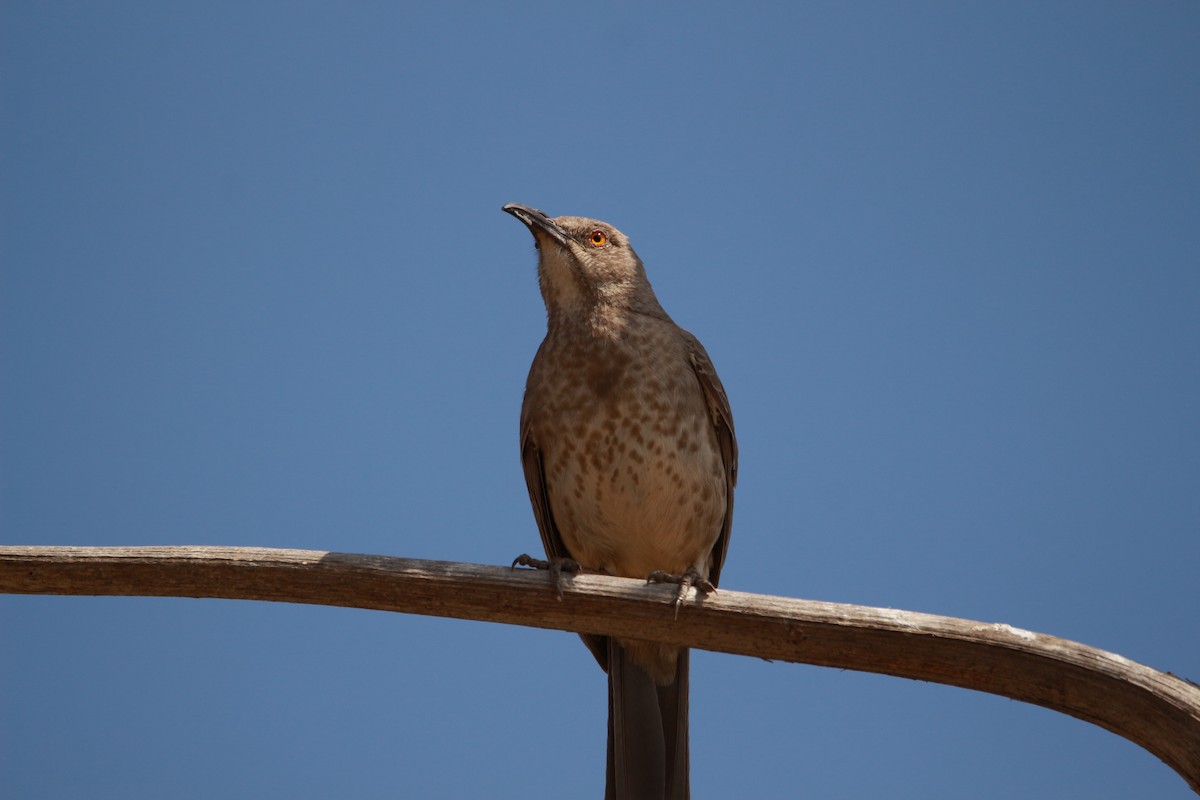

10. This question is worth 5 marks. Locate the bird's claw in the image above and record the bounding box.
[511,553,549,570]
[511,553,581,600]
[646,569,715,618]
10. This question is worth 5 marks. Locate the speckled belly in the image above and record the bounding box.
[542,389,727,580]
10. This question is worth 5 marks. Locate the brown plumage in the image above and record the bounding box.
[504,203,736,800]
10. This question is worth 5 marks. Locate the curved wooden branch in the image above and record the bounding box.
[2,545,1198,793]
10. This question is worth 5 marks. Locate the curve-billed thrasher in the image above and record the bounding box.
[503,203,737,800]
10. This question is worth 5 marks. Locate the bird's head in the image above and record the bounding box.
[503,203,665,331]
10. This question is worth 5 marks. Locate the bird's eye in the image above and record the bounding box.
[588,230,608,247]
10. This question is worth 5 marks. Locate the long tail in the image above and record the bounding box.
[605,640,689,800]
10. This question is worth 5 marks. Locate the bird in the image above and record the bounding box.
[503,203,736,800]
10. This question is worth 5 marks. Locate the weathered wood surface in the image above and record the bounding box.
[2,544,1198,793]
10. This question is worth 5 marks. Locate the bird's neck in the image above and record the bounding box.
[546,299,631,342]
[545,292,672,345]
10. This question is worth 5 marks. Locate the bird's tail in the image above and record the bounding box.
[605,639,689,800]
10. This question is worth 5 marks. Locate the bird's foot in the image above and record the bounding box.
[646,569,715,618]
[511,554,582,600]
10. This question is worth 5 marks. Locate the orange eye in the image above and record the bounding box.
[588,230,608,247]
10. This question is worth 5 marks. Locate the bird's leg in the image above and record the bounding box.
[646,569,716,618]
[511,553,582,600]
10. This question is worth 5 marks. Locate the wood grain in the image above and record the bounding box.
[2,544,1197,793]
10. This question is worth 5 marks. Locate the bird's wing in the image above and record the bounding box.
[687,337,737,589]
[519,429,569,565]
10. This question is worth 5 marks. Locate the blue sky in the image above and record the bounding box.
[2,2,1198,797]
